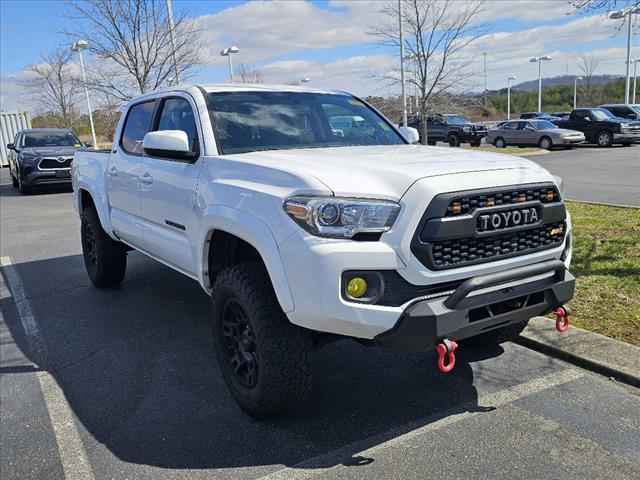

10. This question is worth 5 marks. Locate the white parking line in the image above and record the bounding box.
[1,256,95,480]
[258,368,584,480]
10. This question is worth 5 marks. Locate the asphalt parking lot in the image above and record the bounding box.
[523,144,640,206]
[1,167,639,480]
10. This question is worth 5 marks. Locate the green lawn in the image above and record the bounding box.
[565,202,640,345]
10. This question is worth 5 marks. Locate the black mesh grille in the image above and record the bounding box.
[430,222,566,269]
[446,186,560,216]
[39,157,72,169]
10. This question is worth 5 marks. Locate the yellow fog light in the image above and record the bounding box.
[346,277,368,298]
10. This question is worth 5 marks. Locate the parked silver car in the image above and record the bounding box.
[487,119,585,149]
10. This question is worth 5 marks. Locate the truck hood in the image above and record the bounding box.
[226,144,548,199]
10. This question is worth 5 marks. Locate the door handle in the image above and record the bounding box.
[139,173,153,185]
[108,166,118,177]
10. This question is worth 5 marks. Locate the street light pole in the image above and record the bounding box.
[574,76,583,109]
[609,6,640,105]
[166,0,180,84]
[220,46,240,82]
[483,52,488,108]
[507,75,516,120]
[71,40,97,148]
[530,56,552,113]
[399,0,407,127]
[633,59,640,104]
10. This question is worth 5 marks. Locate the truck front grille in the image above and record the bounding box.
[411,183,567,271]
[445,185,559,216]
[39,157,73,170]
[430,222,566,269]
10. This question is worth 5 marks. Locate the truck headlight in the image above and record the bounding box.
[284,196,400,238]
[553,175,565,197]
[463,126,472,133]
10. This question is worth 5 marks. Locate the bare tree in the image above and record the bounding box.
[372,0,487,143]
[22,49,79,127]
[237,64,263,84]
[569,0,638,11]
[578,54,601,104]
[66,0,200,101]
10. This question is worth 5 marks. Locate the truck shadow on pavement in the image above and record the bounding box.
[2,252,520,472]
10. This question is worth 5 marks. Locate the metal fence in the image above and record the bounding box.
[0,112,32,166]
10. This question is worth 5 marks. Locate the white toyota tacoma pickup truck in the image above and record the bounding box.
[73,84,575,417]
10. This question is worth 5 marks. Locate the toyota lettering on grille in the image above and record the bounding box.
[477,207,539,232]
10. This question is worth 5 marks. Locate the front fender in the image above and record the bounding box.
[196,205,295,313]
[74,181,116,241]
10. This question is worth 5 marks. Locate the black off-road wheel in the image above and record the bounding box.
[464,320,528,347]
[81,206,127,288]
[470,139,482,147]
[448,134,461,147]
[212,263,312,418]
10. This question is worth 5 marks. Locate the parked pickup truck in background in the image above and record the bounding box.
[73,84,575,418]
[408,113,487,147]
[552,108,640,147]
[7,128,84,194]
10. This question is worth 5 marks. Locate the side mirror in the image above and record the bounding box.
[6,143,15,150]
[143,130,194,160]
[398,126,420,144]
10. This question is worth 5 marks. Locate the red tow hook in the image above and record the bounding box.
[436,339,458,374]
[554,305,572,333]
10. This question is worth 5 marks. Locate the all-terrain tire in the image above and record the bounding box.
[448,134,461,147]
[212,263,312,418]
[81,205,127,288]
[463,320,528,347]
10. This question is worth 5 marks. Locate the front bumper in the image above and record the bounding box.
[560,136,585,144]
[460,131,487,142]
[23,168,72,186]
[375,260,575,351]
[613,132,640,143]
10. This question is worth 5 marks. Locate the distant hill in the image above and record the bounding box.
[512,75,623,92]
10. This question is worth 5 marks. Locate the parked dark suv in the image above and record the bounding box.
[553,108,640,146]
[599,104,640,121]
[6,128,84,194]
[408,114,487,147]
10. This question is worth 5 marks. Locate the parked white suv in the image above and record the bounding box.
[73,84,575,417]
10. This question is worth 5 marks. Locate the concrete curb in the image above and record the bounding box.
[564,199,640,209]
[517,316,640,388]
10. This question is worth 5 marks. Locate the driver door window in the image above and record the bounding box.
[139,96,202,275]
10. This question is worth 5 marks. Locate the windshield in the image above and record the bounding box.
[445,115,468,125]
[23,131,80,148]
[532,120,557,130]
[591,109,614,121]
[206,92,405,154]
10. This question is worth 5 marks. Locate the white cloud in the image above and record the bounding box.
[195,0,372,65]
[260,54,397,94]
